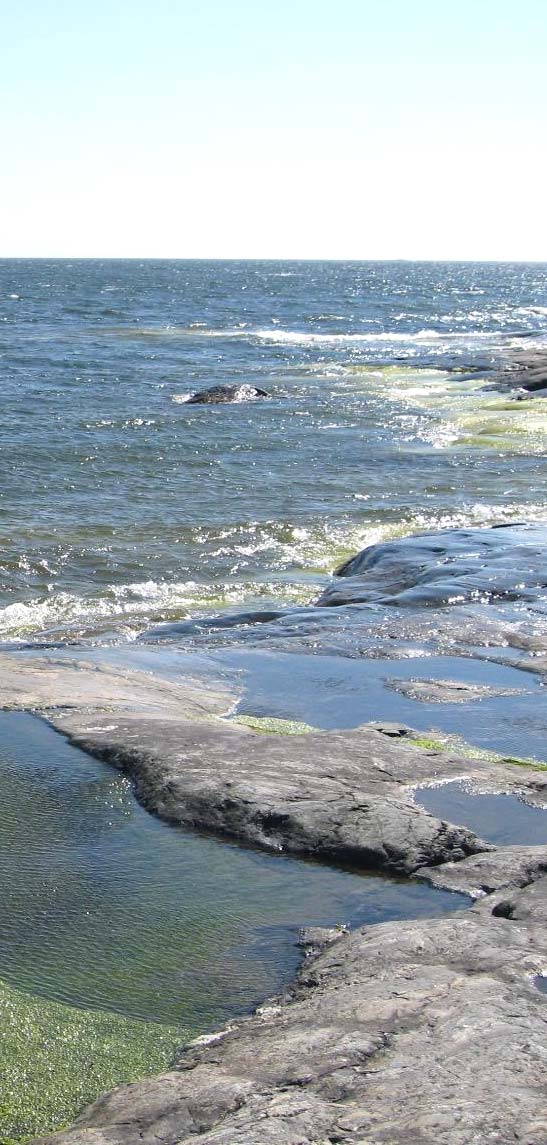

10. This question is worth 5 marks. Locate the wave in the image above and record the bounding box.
[101,323,547,356]
[2,504,546,643]
[0,577,313,644]
[251,329,547,350]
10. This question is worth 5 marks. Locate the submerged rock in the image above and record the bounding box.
[184,384,270,404]
[316,522,547,608]
[385,677,524,704]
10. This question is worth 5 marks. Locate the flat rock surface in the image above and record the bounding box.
[1,648,545,879]
[47,710,493,875]
[384,676,523,703]
[0,650,234,720]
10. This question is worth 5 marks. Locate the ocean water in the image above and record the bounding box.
[1,259,547,644]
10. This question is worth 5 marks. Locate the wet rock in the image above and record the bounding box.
[420,845,547,897]
[483,349,547,398]
[4,649,547,1144]
[34,875,547,1145]
[140,608,287,640]
[47,712,490,876]
[316,522,547,608]
[185,384,270,404]
[385,677,524,703]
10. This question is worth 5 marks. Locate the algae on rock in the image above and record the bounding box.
[0,978,186,1143]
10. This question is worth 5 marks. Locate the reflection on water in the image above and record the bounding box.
[0,711,465,1026]
[415,782,547,847]
[226,649,545,762]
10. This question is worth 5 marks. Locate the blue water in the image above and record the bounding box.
[1,259,547,644]
[415,782,547,847]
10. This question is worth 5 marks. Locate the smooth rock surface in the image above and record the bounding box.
[384,676,523,703]
[47,711,490,875]
[316,522,547,608]
[2,649,546,878]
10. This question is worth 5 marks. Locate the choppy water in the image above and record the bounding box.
[1,259,547,644]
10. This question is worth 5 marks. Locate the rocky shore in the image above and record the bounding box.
[483,346,547,399]
[24,675,547,1145]
[1,521,545,1144]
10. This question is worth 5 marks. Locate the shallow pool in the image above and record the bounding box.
[0,711,465,1027]
[415,781,547,846]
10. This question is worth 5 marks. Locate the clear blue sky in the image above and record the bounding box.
[1,0,546,258]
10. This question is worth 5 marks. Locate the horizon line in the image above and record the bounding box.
[2,255,547,265]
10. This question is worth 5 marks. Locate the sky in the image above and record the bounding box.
[1,0,546,259]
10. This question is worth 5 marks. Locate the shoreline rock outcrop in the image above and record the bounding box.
[316,522,547,608]
[484,347,547,399]
[1,514,545,1144]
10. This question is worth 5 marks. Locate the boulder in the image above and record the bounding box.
[316,522,547,608]
[185,384,270,404]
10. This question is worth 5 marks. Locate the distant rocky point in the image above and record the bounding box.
[485,347,547,399]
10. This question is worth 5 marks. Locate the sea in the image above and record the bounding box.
[2,259,547,1141]
[1,258,547,645]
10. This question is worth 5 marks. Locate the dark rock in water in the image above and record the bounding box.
[140,608,287,640]
[316,523,547,608]
[482,349,547,398]
[185,384,270,404]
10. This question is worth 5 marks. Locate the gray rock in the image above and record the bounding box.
[420,845,547,897]
[4,648,547,1144]
[185,384,270,404]
[48,711,490,875]
[483,348,547,397]
[316,522,547,608]
[385,676,524,703]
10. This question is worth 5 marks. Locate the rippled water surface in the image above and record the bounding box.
[1,259,547,643]
[0,711,465,1024]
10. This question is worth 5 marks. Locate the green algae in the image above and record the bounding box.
[405,735,448,752]
[231,714,317,735]
[406,732,547,771]
[0,978,187,1143]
